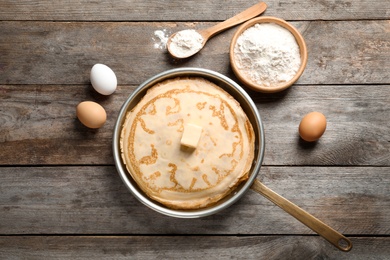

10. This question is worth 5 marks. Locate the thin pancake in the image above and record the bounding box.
[120,77,254,209]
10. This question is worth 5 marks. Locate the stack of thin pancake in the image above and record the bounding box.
[120,77,255,209]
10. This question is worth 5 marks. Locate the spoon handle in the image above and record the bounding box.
[200,2,267,39]
[251,179,353,252]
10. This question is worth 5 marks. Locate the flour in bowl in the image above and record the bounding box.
[234,23,301,87]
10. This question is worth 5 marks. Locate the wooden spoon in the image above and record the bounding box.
[251,179,353,252]
[167,2,267,59]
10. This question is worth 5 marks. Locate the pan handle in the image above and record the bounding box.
[251,179,352,252]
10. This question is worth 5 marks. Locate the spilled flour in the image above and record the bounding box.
[153,29,169,50]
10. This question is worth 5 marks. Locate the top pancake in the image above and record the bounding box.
[120,77,255,209]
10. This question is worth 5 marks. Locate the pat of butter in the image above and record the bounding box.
[181,123,202,148]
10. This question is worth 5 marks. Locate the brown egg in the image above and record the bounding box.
[76,101,107,129]
[299,112,327,142]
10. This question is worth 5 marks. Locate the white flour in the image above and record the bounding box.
[169,29,204,58]
[234,23,301,87]
[153,29,169,50]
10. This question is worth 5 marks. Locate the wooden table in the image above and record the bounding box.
[1,1,389,259]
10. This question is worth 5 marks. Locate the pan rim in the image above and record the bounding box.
[112,67,265,218]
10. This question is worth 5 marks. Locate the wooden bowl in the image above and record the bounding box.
[230,16,308,93]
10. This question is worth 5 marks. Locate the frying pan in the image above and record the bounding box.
[113,67,352,252]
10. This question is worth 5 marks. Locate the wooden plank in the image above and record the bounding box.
[0,236,389,259]
[254,84,390,166]
[0,20,389,85]
[0,0,388,21]
[1,85,388,166]
[0,166,388,235]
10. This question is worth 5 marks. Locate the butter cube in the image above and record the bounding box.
[181,123,203,149]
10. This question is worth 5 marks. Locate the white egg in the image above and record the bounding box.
[90,63,117,95]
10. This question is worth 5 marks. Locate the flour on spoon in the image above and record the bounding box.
[169,29,204,58]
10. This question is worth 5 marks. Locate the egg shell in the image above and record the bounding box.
[90,63,117,95]
[76,101,107,129]
[299,112,327,142]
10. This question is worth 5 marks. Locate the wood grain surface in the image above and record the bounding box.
[0,0,389,259]
[1,166,388,235]
[0,0,388,20]
[0,236,389,259]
